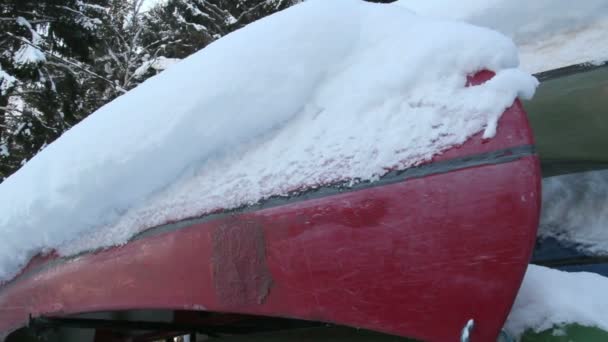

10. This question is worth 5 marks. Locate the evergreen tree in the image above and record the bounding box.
[0,0,110,179]
[2,0,394,182]
[141,0,303,60]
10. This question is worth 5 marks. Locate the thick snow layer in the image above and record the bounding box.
[0,0,537,282]
[395,0,608,73]
[505,265,608,338]
[540,170,608,255]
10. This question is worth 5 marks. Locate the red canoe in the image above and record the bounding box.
[0,71,541,342]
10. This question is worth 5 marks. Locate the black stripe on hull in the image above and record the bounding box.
[535,61,608,82]
[1,144,536,287]
[135,144,535,240]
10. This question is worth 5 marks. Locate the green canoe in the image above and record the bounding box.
[516,63,608,342]
[520,324,608,342]
[523,62,608,178]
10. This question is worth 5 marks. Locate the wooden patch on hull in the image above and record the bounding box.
[213,219,273,306]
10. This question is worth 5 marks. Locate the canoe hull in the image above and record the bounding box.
[0,159,540,341]
[0,73,541,342]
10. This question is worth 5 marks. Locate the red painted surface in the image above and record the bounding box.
[0,73,541,342]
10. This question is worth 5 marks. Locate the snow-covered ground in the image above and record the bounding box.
[505,265,608,338]
[0,0,537,282]
[396,0,608,73]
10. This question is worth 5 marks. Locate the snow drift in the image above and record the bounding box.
[506,265,608,338]
[0,0,537,282]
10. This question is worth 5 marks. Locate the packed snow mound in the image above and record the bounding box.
[0,0,537,282]
[540,170,608,255]
[505,265,608,338]
[395,0,608,73]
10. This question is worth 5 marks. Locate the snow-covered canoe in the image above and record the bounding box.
[0,71,540,342]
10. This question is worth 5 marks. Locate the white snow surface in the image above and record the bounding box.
[540,170,608,255]
[0,0,537,282]
[395,0,608,73]
[505,265,608,338]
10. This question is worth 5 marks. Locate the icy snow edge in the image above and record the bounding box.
[505,265,608,338]
[0,0,538,282]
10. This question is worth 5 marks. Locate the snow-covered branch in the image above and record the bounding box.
[57,5,102,30]
[6,32,126,93]
[1,17,54,24]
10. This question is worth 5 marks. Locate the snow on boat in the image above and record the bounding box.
[0,71,541,341]
[0,1,542,341]
[394,1,608,339]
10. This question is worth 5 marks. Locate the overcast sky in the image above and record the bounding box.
[141,0,165,11]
